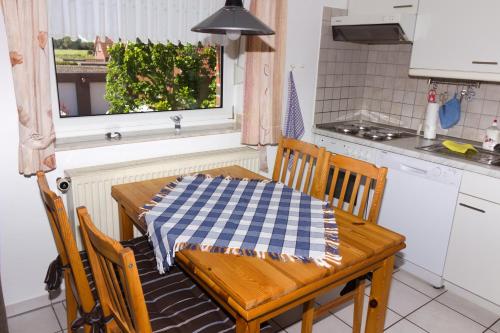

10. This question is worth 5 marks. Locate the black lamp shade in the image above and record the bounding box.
[191,0,275,36]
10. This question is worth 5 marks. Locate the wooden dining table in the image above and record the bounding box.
[111,165,405,333]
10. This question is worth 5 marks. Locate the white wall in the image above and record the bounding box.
[285,0,348,142]
[0,10,61,315]
[267,0,348,169]
[0,0,347,314]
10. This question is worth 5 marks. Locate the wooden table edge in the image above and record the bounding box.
[175,242,405,322]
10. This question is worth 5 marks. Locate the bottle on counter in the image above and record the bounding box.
[483,119,500,151]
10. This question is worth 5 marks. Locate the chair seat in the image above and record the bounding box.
[81,236,271,333]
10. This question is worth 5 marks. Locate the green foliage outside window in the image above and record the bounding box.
[105,41,220,114]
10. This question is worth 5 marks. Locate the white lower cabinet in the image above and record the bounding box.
[444,193,500,306]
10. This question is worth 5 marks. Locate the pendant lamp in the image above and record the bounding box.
[191,0,275,40]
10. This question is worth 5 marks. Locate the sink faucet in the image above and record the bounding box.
[170,115,183,134]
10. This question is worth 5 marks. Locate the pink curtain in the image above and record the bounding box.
[241,0,288,147]
[1,0,56,176]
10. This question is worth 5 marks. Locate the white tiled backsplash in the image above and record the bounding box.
[315,7,500,142]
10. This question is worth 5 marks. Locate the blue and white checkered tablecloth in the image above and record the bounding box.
[143,175,341,274]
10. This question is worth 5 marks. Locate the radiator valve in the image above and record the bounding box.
[56,177,71,194]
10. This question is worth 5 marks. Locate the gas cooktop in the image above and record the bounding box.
[316,121,417,142]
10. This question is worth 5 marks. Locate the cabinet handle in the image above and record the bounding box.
[459,203,485,213]
[400,164,427,175]
[472,61,498,65]
[393,4,413,8]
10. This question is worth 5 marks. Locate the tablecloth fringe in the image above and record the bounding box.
[324,205,342,264]
[168,242,340,269]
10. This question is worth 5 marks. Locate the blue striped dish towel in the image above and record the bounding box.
[283,71,305,168]
[284,71,305,139]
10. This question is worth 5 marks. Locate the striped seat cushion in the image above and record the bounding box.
[81,236,272,333]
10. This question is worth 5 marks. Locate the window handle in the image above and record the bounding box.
[459,203,485,213]
[393,4,413,8]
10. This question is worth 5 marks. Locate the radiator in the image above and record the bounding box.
[65,147,260,247]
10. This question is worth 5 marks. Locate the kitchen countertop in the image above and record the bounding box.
[313,124,500,180]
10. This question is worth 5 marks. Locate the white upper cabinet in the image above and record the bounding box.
[348,0,419,15]
[410,0,500,82]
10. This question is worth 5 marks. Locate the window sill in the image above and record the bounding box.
[55,122,241,152]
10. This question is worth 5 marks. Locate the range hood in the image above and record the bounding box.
[331,14,416,44]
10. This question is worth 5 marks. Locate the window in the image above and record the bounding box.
[53,36,223,118]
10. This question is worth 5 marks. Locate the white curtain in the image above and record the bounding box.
[48,0,226,44]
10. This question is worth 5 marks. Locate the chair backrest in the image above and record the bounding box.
[272,137,327,197]
[313,154,388,224]
[36,172,95,315]
[77,206,151,333]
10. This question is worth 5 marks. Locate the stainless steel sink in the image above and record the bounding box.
[417,143,500,166]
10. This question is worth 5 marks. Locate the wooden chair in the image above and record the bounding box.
[310,153,388,332]
[316,153,388,224]
[77,206,149,332]
[37,172,96,333]
[272,136,327,196]
[77,207,262,333]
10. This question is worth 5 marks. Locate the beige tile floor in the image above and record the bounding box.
[7,269,500,333]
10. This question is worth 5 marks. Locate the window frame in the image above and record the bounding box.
[49,38,236,139]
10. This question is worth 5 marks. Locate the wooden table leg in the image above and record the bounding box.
[365,256,395,333]
[301,300,315,333]
[64,274,77,332]
[353,278,366,333]
[236,317,259,333]
[119,205,134,241]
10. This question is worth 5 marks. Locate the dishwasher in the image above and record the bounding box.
[377,150,463,287]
